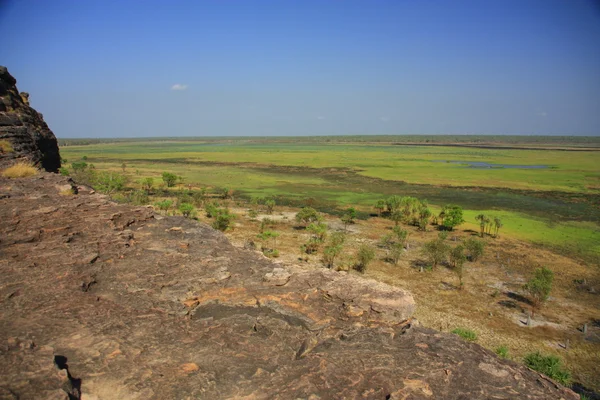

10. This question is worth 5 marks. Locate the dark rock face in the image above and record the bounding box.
[0,172,578,399]
[0,66,61,172]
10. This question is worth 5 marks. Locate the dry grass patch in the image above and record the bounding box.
[2,161,38,178]
[0,139,14,153]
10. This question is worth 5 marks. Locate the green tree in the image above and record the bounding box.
[524,267,554,316]
[464,238,485,261]
[450,245,467,289]
[390,209,403,226]
[162,172,178,188]
[323,232,346,269]
[296,207,321,227]
[493,216,503,238]
[341,207,357,230]
[389,242,404,265]
[354,244,375,273]
[441,205,464,231]
[385,195,402,214]
[476,214,489,237]
[421,238,450,270]
[374,199,386,217]
[417,204,432,231]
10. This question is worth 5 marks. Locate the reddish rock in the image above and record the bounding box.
[0,172,579,399]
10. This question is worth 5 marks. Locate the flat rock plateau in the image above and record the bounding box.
[0,173,578,399]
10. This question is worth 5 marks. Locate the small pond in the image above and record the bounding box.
[433,160,549,169]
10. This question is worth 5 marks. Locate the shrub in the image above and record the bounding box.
[178,202,196,218]
[129,190,149,205]
[524,267,554,316]
[94,171,127,194]
[295,207,321,226]
[265,199,275,214]
[0,139,14,153]
[155,199,173,213]
[323,232,346,268]
[212,208,235,231]
[1,161,38,178]
[524,351,571,385]
[205,202,219,218]
[354,244,375,273]
[141,177,154,193]
[451,328,477,342]
[162,172,178,187]
[495,345,509,358]
[464,238,485,261]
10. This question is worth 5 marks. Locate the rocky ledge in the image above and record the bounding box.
[0,172,578,399]
[0,66,60,172]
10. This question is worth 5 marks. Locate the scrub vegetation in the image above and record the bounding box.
[59,135,600,392]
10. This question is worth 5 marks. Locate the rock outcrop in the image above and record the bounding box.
[0,172,578,399]
[0,66,60,172]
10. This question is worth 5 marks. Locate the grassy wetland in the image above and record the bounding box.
[60,135,600,392]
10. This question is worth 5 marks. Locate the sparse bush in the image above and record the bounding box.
[178,202,196,218]
[1,161,38,178]
[94,171,127,194]
[129,189,150,205]
[464,238,485,261]
[141,177,154,193]
[451,328,477,342]
[524,351,571,385]
[205,202,219,218]
[495,345,509,359]
[212,208,235,231]
[323,232,346,268]
[248,209,258,220]
[450,245,467,289]
[0,139,14,153]
[389,242,404,265]
[155,199,173,214]
[341,207,357,230]
[265,199,275,214]
[524,267,554,316]
[354,244,375,273]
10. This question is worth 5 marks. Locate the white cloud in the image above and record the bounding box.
[171,84,188,91]
[537,111,547,117]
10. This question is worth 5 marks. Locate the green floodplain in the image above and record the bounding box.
[59,135,600,264]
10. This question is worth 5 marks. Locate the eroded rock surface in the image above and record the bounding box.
[0,172,578,399]
[0,66,60,172]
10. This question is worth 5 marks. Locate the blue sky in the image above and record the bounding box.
[1,0,599,137]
